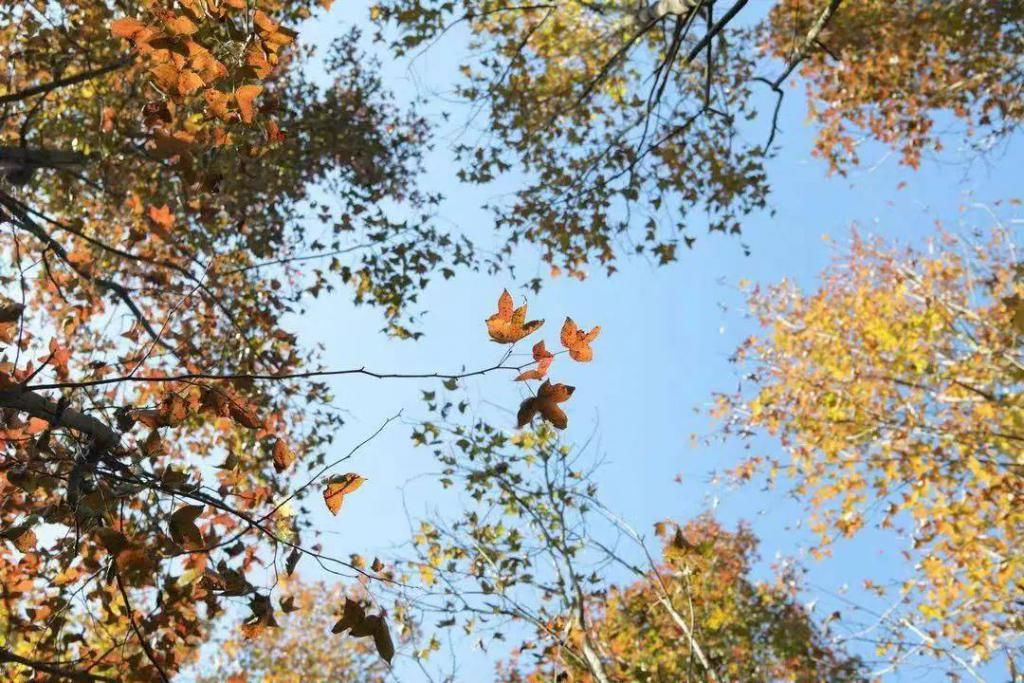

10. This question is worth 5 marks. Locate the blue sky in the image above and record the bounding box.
[257,3,1024,680]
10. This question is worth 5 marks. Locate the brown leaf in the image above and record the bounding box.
[94,527,129,555]
[517,380,575,429]
[159,393,189,427]
[272,437,294,473]
[370,615,395,664]
[285,547,301,576]
[227,396,263,430]
[0,301,25,324]
[241,594,278,639]
[330,599,394,663]
[169,504,204,550]
[331,598,366,634]
[560,317,600,362]
[116,547,157,586]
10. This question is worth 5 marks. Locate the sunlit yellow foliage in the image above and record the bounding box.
[721,229,1024,660]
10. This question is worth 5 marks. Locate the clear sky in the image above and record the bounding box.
[248,3,1024,681]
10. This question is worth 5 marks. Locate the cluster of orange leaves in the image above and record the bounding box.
[109,2,300,160]
[485,289,600,430]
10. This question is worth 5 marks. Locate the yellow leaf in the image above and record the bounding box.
[323,473,366,515]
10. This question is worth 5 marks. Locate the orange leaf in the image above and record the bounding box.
[272,437,294,473]
[486,289,543,343]
[111,18,148,40]
[265,118,286,143]
[149,63,181,92]
[560,317,600,362]
[323,473,366,515]
[158,393,189,427]
[517,380,575,429]
[204,89,233,121]
[253,9,280,33]
[177,69,205,96]
[515,340,554,381]
[187,42,227,82]
[162,14,198,36]
[234,84,263,124]
[245,44,272,79]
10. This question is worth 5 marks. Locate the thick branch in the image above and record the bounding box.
[774,0,843,86]
[684,0,750,64]
[0,57,132,106]
[0,146,87,168]
[0,647,115,682]
[0,389,119,449]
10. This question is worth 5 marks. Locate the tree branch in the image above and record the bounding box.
[0,57,132,106]
[0,647,115,682]
[0,389,119,449]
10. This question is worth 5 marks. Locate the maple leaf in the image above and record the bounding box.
[323,473,366,515]
[235,84,264,124]
[516,340,554,381]
[161,14,198,36]
[517,380,575,429]
[560,317,600,362]
[204,89,233,121]
[110,17,149,40]
[245,43,272,79]
[486,289,543,343]
[241,594,278,639]
[169,504,204,550]
[116,547,157,586]
[332,598,395,663]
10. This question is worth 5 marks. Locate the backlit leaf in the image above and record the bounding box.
[323,473,366,515]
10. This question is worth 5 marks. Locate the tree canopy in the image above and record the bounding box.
[1,0,1022,681]
[716,229,1024,664]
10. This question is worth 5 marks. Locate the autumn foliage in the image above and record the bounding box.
[504,517,865,683]
[196,580,400,683]
[766,1,1024,171]
[718,230,1024,661]
[2,0,1023,680]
